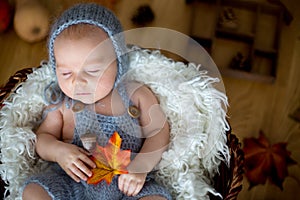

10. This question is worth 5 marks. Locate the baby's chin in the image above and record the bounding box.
[72,96,98,105]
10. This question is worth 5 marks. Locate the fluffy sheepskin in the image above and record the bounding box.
[0,48,229,200]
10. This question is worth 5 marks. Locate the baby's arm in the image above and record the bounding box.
[35,105,96,182]
[118,84,170,196]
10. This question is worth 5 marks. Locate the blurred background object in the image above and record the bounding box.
[131,4,155,27]
[13,0,50,43]
[0,0,13,33]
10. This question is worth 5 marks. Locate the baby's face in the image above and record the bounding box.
[54,28,117,104]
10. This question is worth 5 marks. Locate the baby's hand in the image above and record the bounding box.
[118,173,147,196]
[55,142,96,182]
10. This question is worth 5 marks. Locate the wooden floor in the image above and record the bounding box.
[0,0,300,199]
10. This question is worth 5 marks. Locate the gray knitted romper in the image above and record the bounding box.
[24,85,172,200]
[23,3,172,200]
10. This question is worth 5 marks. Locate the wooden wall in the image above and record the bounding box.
[217,0,300,199]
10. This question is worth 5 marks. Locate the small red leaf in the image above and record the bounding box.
[243,131,297,190]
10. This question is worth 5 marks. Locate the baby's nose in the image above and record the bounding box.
[74,75,88,86]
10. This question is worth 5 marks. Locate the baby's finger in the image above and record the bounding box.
[78,147,91,156]
[131,183,143,196]
[81,155,96,169]
[74,160,92,178]
[65,168,81,183]
[126,182,138,196]
[78,149,96,168]
[118,176,125,192]
[69,163,88,181]
[118,176,129,195]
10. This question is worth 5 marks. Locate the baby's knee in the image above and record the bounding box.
[139,195,168,200]
[22,183,51,200]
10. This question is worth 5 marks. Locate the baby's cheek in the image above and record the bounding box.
[62,85,75,99]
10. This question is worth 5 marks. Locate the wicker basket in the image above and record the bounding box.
[0,67,244,199]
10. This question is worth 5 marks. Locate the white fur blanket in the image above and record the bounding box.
[0,48,229,200]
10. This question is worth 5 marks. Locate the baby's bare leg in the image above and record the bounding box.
[22,183,51,200]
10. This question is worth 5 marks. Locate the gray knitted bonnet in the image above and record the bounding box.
[48,3,128,87]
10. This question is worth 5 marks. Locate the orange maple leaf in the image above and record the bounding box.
[87,132,131,185]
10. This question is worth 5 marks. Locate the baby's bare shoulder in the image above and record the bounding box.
[125,81,157,103]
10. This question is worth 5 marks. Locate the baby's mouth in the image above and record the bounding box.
[75,92,92,96]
